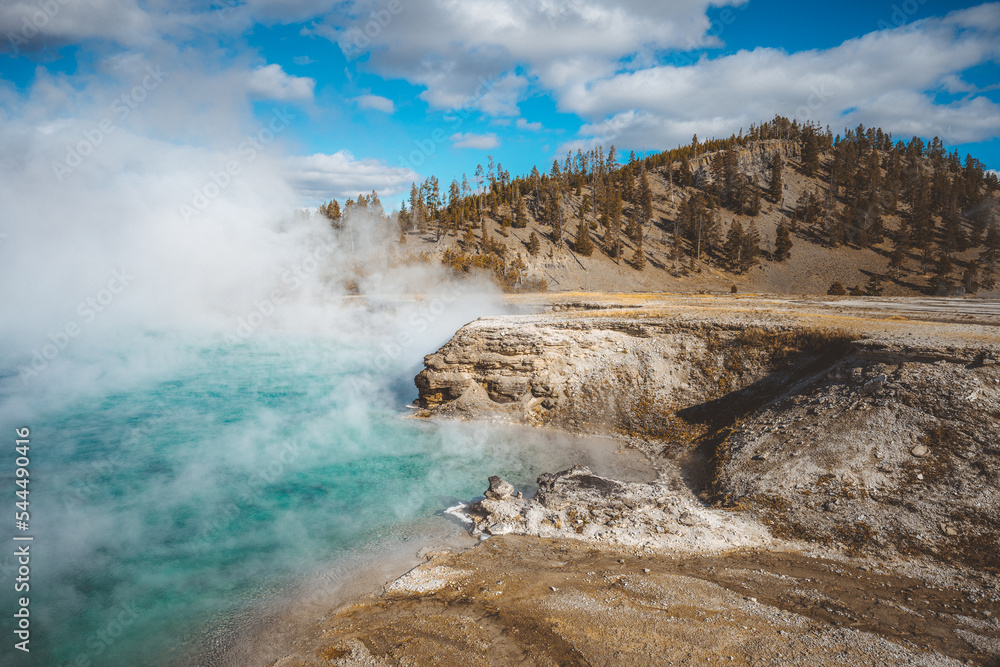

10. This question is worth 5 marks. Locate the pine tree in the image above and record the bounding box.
[723,219,758,273]
[824,195,847,247]
[480,218,490,247]
[962,261,979,294]
[788,209,800,233]
[319,199,342,228]
[978,224,1000,288]
[638,172,653,222]
[526,231,541,256]
[601,183,623,261]
[545,187,562,242]
[474,164,484,223]
[864,273,884,296]
[621,166,635,204]
[625,207,643,243]
[713,144,739,208]
[573,220,594,256]
[724,221,745,272]
[940,191,966,252]
[632,231,646,270]
[774,222,792,261]
[747,176,762,216]
[801,125,820,177]
[513,196,528,228]
[678,156,693,187]
[828,281,847,295]
[768,153,783,203]
[929,253,955,294]
[678,192,720,263]
[888,245,907,280]
[462,225,476,249]
[398,200,411,232]
[409,182,425,231]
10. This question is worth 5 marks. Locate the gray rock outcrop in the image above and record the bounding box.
[417,300,1000,569]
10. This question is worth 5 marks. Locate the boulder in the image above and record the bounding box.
[485,475,516,500]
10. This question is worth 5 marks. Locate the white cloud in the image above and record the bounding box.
[284,151,418,202]
[557,5,1000,152]
[842,91,1000,146]
[516,118,543,131]
[449,132,500,150]
[293,55,316,65]
[246,64,315,102]
[0,0,156,52]
[313,0,743,112]
[306,1,1000,154]
[0,0,359,53]
[353,94,394,113]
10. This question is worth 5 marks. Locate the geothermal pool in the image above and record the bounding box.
[0,331,645,666]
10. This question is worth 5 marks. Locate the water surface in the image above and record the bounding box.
[0,331,646,666]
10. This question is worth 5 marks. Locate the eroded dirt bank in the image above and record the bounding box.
[264,295,1000,666]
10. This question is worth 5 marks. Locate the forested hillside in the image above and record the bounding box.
[319,116,1000,296]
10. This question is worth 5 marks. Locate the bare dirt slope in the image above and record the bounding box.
[266,536,999,667]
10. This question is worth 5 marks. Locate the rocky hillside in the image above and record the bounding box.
[327,116,1000,297]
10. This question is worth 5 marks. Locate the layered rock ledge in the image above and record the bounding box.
[415,296,1000,569]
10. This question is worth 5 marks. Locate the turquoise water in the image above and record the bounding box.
[0,332,612,666]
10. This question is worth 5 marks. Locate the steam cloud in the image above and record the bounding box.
[0,42,513,666]
[0,46,506,415]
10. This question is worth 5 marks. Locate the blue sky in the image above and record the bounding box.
[2,0,999,209]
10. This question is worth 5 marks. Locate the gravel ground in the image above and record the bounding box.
[263,536,997,666]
